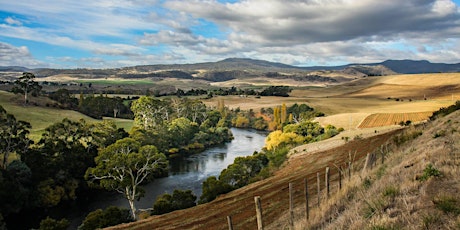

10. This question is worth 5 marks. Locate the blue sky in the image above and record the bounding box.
[1,0,459,68]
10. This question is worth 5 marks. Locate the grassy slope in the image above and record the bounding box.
[281,110,460,230]
[0,90,133,140]
[108,127,403,230]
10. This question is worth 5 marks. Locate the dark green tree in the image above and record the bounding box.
[39,217,69,230]
[78,206,132,230]
[0,161,33,215]
[11,72,42,104]
[152,189,197,215]
[21,119,106,207]
[219,153,268,188]
[0,106,32,169]
[86,138,168,219]
[199,176,232,204]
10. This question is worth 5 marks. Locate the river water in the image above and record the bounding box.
[69,128,267,227]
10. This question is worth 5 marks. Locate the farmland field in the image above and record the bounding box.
[358,111,433,128]
[0,90,133,140]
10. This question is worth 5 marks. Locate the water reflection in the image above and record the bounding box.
[135,128,267,209]
[67,128,266,228]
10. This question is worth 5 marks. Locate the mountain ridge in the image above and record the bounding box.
[2,58,459,75]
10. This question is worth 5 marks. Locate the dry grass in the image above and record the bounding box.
[271,110,460,230]
[358,111,433,128]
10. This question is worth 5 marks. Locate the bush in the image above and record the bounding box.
[266,146,289,168]
[199,176,233,204]
[152,190,197,215]
[418,164,441,181]
[382,186,399,200]
[39,217,69,230]
[79,206,132,230]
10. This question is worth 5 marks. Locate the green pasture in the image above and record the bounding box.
[0,90,134,141]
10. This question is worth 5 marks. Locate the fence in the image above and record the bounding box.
[226,143,390,230]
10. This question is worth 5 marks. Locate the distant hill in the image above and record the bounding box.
[379,59,460,74]
[1,59,459,80]
[0,66,30,72]
[303,59,460,74]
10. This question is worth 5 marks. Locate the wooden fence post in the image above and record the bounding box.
[362,153,370,175]
[338,166,342,191]
[255,196,263,230]
[348,161,352,181]
[381,146,385,165]
[317,172,320,207]
[304,178,309,221]
[289,182,294,229]
[227,216,233,230]
[325,167,330,199]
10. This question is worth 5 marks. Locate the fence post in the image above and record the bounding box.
[227,216,233,230]
[348,161,352,181]
[338,166,342,191]
[304,178,309,221]
[317,172,320,207]
[325,167,330,199]
[362,153,370,174]
[289,182,294,229]
[255,196,263,230]
[381,147,385,165]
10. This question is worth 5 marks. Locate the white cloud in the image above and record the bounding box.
[1,0,460,67]
[5,17,22,26]
[0,42,46,67]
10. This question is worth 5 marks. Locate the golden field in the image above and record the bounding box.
[205,73,460,129]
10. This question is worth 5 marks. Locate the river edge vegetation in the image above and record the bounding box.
[0,73,342,229]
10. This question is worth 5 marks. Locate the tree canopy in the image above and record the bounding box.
[0,105,32,170]
[11,72,42,104]
[85,138,168,219]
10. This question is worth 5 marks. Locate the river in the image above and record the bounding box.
[69,128,267,227]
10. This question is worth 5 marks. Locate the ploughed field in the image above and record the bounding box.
[108,129,402,230]
[358,111,433,128]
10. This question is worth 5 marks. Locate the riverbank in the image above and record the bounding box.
[108,127,403,229]
[67,128,267,229]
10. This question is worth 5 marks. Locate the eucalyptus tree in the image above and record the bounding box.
[11,72,42,104]
[86,138,168,219]
[131,96,170,130]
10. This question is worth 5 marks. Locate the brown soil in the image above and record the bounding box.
[107,129,403,230]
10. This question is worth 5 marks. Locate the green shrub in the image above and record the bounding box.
[418,164,441,181]
[382,186,399,199]
[39,217,69,230]
[362,177,372,189]
[78,206,132,230]
[152,190,197,215]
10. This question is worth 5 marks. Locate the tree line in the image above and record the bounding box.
[0,94,234,229]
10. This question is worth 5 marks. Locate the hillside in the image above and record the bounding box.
[108,106,460,230]
[3,59,457,88]
[283,108,460,229]
[107,126,404,229]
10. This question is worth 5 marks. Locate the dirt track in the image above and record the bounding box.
[107,128,403,230]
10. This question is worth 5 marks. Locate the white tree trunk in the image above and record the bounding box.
[126,186,137,220]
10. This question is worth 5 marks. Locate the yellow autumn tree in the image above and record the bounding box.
[281,103,287,124]
[265,130,305,151]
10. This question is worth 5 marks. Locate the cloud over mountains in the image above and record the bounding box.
[0,0,459,68]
